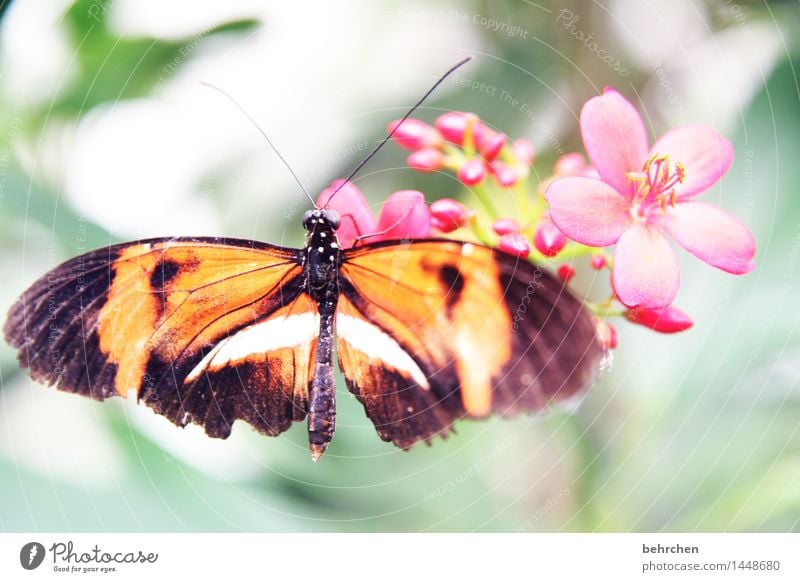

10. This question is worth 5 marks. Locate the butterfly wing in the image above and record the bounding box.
[4,237,316,439]
[337,239,601,449]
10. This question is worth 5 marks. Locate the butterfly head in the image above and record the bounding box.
[302,208,341,232]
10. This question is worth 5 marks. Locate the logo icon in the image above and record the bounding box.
[20,542,46,570]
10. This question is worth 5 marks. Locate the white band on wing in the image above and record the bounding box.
[336,313,430,390]
[185,312,320,383]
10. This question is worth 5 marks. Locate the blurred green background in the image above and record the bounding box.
[1,0,799,532]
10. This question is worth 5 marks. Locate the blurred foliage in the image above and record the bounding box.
[1,0,799,532]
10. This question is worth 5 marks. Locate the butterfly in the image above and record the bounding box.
[3,59,602,461]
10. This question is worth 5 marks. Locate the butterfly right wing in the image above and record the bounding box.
[4,237,316,439]
[337,239,601,449]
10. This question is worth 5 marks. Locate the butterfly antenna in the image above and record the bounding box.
[201,81,317,208]
[325,55,473,207]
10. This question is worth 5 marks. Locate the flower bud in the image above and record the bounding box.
[533,219,567,257]
[457,158,486,186]
[557,264,576,282]
[480,132,506,161]
[595,319,618,350]
[554,152,586,176]
[490,161,518,187]
[376,190,431,241]
[317,179,376,249]
[625,305,693,334]
[497,233,531,258]
[430,198,470,233]
[590,254,607,270]
[511,139,535,166]
[407,148,443,172]
[492,218,520,236]
[435,112,485,147]
[387,118,441,150]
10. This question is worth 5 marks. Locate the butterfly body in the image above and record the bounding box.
[302,209,344,459]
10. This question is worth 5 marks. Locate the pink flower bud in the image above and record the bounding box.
[387,118,441,150]
[511,139,535,166]
[430,198,470,233]
[457,158,486,185]
[625,305,693,334]
[492,218,520,236]
[533,219,567,257]
[554,152,587,177]
[497,233,531,258]
[489,161,518,187]
[595,319,618,350]
[375,190,431,241]
[557,264,576,282]
[480,132,506,161]
[590,254,607,270]
[317,179,377,249]
[407,148,443,172]
[435,112,485,147]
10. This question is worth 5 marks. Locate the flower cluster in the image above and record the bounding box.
[316,88,756,349]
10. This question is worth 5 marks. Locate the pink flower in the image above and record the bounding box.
[545,88,755,309]
[317,181,431,248]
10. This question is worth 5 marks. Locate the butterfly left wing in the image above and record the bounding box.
[4,237,315,439]
[337,239,602,449]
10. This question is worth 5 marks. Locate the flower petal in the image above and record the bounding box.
[375,190,431,241]
[317,179,377,248]
[544,177,632,246]
[613,223,679,309]
[650,125,733,199]
[662,201,755,274]
[580,88,649,198]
